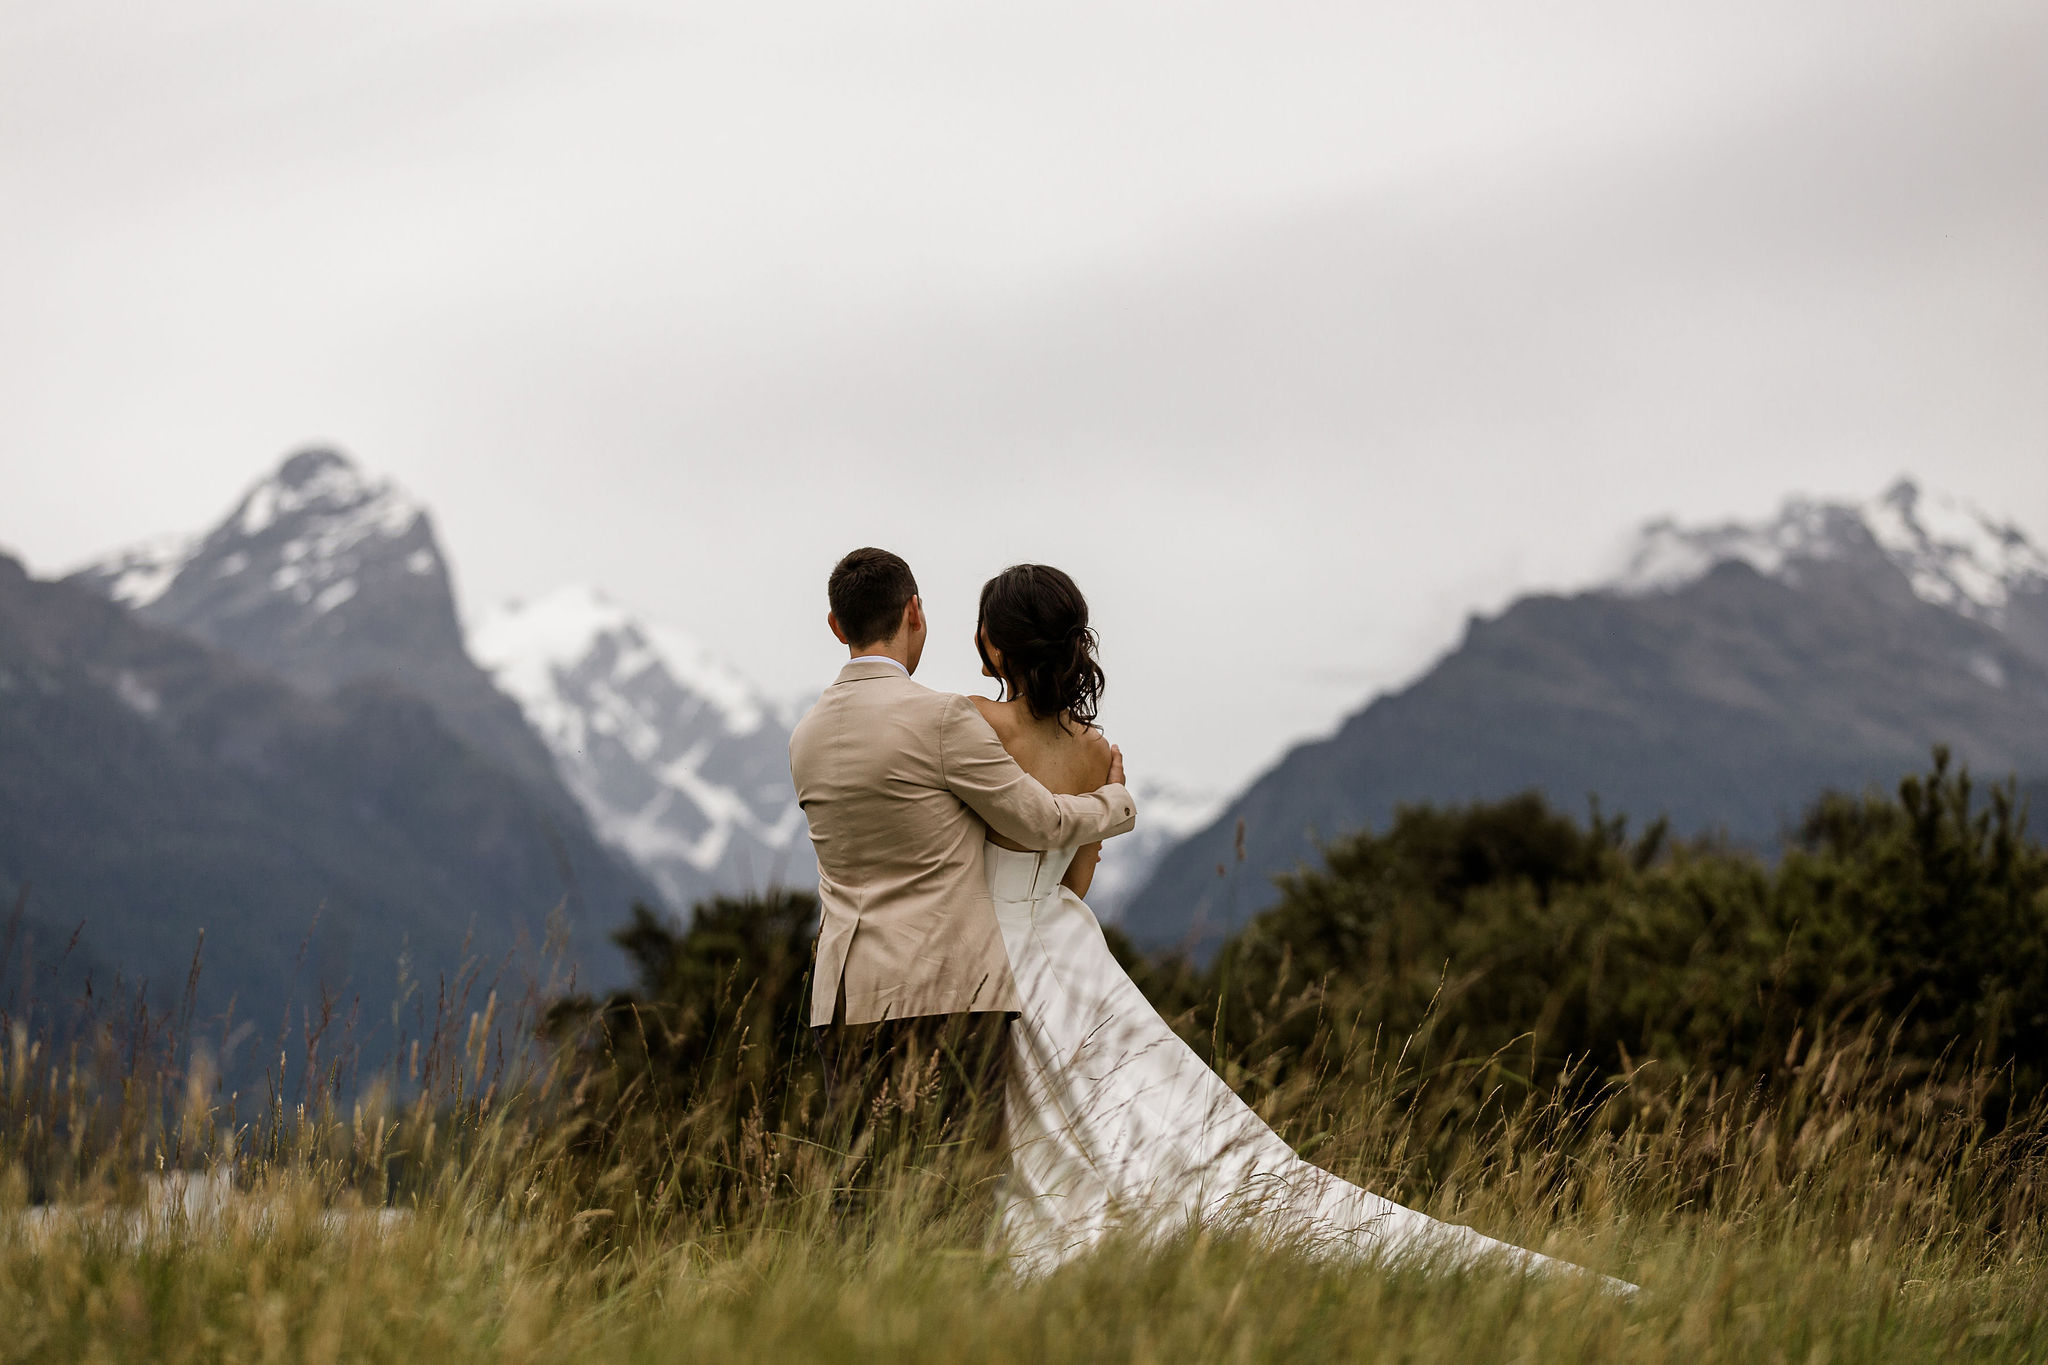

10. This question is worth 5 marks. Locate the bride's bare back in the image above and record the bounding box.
[970,695,1114,896]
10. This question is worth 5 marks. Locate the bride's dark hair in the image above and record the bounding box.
[976,564,1105,728]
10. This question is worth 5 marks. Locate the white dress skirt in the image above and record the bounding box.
[986,841,1634,1292]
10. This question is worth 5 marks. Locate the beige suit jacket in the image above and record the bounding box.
[790,660,1138,1027]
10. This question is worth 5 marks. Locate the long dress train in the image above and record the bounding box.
[987,842,1634,1292]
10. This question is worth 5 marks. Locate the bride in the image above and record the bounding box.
[967,564,1634,1293]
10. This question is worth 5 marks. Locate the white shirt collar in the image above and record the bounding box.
[847,654,910,677]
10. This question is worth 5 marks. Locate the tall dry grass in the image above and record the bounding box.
[2,936,2045,1365]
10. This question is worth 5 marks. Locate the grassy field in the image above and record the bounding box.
[5,1195,2041,1364]
[3,999,2045,1365]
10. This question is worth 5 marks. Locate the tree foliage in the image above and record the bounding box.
[549,752,2048,1176]
[541,889,820,1201]
[1178,749,2048,1120]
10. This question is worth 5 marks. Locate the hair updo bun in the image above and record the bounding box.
[975,564,1105,728]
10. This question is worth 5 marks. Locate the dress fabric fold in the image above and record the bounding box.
[987,841,1634,1296]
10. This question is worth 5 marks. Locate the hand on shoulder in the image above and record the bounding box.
[1083,727,1120,789]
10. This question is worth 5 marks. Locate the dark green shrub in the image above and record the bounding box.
[1190,750,2048,1124]
[542,890,820,1215]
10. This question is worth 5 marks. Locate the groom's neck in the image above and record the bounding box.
[848,639,916,674]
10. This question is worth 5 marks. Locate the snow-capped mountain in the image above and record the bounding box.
[56,448,666,999]
[1612,478,2048,639]
[67,447,589,808]
[68,446,809,918]
[1127,476,2048,955]
[1087,780,1227,922]
[70,446,456,696]
[76,447,442,639]
[86,532,204,611]
[472,587,813,913]
[1,542,684,1054]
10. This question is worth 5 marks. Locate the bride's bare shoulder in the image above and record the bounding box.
[1073,720,1114,785]
[968,694,1015,738]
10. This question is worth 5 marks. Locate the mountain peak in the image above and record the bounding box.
[475,585,767,737]
[1611,478,2047,627]
[64,444,656,890]
[224,446,426,567]
[69,445,459,697]
[75,446,439,622]
[471,587,808,908]
[1859,478,2047,623]
[68,446,809,916]
[1130,477,2048,953]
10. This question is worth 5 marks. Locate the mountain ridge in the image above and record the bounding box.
[1124,480,2048,954]
[1611,478,2048,636]
[68,448,589,823]
[0,549,643,1065]
[472,585,813,911]
[72,448,815,918]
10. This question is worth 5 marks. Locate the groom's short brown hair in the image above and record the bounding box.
[829,548,919,647]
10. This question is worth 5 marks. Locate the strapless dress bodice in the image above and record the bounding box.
[985,842,1079,905]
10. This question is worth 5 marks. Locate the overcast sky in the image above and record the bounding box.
[5,1,2046,795]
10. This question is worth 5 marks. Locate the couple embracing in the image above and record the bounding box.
[791,548,1632,1291]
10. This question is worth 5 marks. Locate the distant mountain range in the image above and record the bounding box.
[25,444,1214,1037]
[71,449,581,825]
[2,447,819,1062]
[1123,480,2048,954]
[0,548,647,1069]
[16,452,2047,1023]
[68,449,807,911]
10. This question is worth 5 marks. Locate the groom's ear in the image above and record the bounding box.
[827,611,851,646]
[906,596,926,633]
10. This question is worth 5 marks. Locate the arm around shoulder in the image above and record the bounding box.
[1082,725,1137,835]
[939,695,1137,849]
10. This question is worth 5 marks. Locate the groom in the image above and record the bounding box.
[790,547,1137,1157]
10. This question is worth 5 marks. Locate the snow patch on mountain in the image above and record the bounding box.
[89,533,199,609]
[473,586,811,910]
[1611,479,2048,628]
[222,450,429,608]
[477,586,767,740]
[1862,481,2048,623]
[1088,779,1229,922]
[234,451,417,541]
[72,448,441,621]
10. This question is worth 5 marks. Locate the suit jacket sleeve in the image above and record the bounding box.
[938,695,1137,849]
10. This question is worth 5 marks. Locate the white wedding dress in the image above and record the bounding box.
[987,841,1634,1292]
